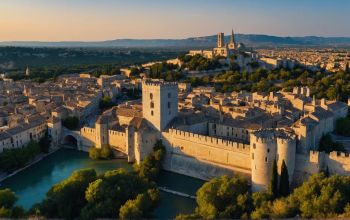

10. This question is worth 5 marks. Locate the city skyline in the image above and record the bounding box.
[1,0,350,41]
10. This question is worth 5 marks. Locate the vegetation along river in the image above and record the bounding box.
[0,148,205,219]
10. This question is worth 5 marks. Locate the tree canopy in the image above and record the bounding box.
[178,173,350,219]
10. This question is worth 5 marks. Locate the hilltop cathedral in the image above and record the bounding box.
[189,30,247,59]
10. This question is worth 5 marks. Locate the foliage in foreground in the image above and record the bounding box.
[0,189,25,218]
[32,140,165,219]
[177,173,350,219]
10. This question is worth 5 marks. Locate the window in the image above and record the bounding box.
[168,93,171,98]
[150,93,153,100]
[168,102,171,108]
[267,148,270,153]
[151,110,154,116]
[150,102,154,108]
[253,143,256,149]
[265,157,268,163]
[252,153,254,160]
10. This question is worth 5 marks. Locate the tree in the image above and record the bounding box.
[251,191,273,219]
[343,203,350,217]
[88,145,113,160]
[0,189,17,209]
[100,145,113,159]
[135,140,165,181]
[0,189,24,218]
[62,116,79,130]
[269,159,278,198]
[336,117,350,137]
[319,133,345,153]
[119,189,159,219]
[279,160,290,197]
[99,96,114,110]
[0,141,40,172]
[81,169,151,219]
[194,176,252,219]
[38,169,97,219]
[324,166,330,177]
[88,147,101,160]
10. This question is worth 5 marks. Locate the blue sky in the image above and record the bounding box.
[0,0,349,41]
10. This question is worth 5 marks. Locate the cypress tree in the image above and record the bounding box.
[325,165,330,177]
[279,160,290,197]
[269,159,278,198]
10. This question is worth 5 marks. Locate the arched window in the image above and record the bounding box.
[150,102,154,108]
[150,93,153,100]
[151,110,154,116]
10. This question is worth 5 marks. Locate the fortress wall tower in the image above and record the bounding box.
[276,133,296,182]
[142,80,178,131]
[250,130,277,192]
[95,118,108,148]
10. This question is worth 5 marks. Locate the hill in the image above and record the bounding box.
[1,34,350,48]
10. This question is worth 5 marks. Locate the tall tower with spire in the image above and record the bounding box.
[228,29,236,50]
[25,66,30,76]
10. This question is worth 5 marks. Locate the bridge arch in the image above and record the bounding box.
[63,135,78,148]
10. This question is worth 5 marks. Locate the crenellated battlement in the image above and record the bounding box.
[309,150,323,163]
[250,130,275,144]
[142,79,178,88]
[81,127,95,134]
[167,128,250,152]
[108,130,126,137]
[251,129,296,144]
[329,151,350,159]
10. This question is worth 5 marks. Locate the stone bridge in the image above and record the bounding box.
[61,127,84,151]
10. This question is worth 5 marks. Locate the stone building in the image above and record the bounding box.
[77,80,350,192]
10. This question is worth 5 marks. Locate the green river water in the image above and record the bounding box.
[0,148,204,219]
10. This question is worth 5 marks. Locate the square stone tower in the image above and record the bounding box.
[142,79,178,131]
[217,32,225,48]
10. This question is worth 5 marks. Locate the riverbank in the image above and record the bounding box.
[0,146,60,183]
[0,148,204,218]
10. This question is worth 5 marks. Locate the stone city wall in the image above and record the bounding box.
[161,129,251,179]
[108,130,127,153]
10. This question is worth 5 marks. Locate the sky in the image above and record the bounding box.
[0,0,349,41]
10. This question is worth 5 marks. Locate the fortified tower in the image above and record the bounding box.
[142,79,178,131]
[250,129,297,192]
[276,131,296,181]
[95,115,109,148]
[250,130,277,192]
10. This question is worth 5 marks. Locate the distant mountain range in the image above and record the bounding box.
[1,34,350,48]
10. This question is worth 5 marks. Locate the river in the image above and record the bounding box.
[0,148,204,219]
